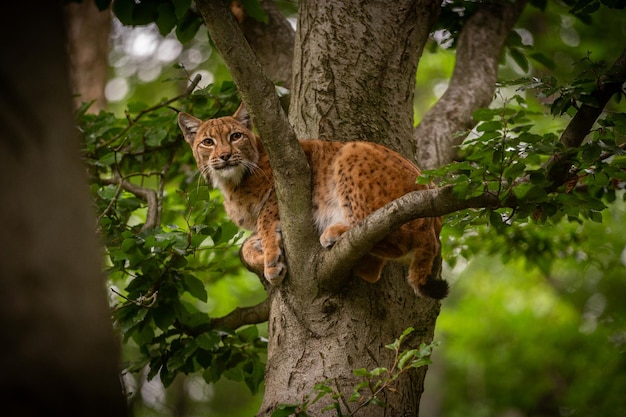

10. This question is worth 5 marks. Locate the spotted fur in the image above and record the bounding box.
[178,104,448,298]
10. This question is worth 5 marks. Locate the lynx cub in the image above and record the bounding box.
[178,104,448,299]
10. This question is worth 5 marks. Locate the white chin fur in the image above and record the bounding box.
[211,165,246,188]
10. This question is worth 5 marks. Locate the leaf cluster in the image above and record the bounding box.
[69,0,273,43]
[78,77,267,393]
[419,72,626,272]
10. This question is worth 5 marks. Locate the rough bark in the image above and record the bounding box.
[415,0,528,169]
[64,0,112,113]
[291,0,440,160]
[0,3,126,416]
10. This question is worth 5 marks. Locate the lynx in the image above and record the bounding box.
[178,104,448,299]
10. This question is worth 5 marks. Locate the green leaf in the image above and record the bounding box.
[176,11,203,43]
[155,2,177,35]
[146,128,168,147]
[152,305,176,330]
[182,274,207,302]
[172,0,192,19]
[513,183,547,203]
[240,0,269,23]
[529,52,556,70]
[196,332,221,351]
[238,325,259,343]
[243,356,265,394]
[369,367,388,376]
[589,210,603,223]
[510,48,529,73]
[369,396,386,408]
[473,108,496,122]
[271,405,302,417]
[398,349,419,370]
[477,120,503,133]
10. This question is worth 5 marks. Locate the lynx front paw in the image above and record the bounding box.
[320,223,350,248]
[264,261,286,285]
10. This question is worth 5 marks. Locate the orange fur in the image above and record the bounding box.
[178,104,448,298]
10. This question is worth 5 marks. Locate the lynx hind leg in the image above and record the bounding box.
[320,223,350,248]
[353,254,386,283]
[407,229,449,299]
[260,223,287,285]
[240,233,265,277]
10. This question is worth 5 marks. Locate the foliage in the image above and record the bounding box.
[418,56,626,270]
[270,328,437,417]
[435,200,626,416]
[78,76,267,396]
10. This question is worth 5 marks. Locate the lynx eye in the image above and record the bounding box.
[230,132,243,142]
[200,138,214,147]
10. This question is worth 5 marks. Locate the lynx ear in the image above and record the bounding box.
[233,102,252,130]
[178,112,203,146]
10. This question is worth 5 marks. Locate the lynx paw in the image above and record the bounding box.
[264,261,286,285]
[320,223,350,248]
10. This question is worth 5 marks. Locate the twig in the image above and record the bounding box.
[102,172,160,231]
[211,298,270,329]
[99,74,202,149]
[546,46,626,188]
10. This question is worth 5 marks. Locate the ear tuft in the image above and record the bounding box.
[233,102,252,130]
[178,112,202,145]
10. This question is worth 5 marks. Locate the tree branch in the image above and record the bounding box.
[102,173,159,231]
[547,46,626,186]
[211,298,270,329]
[415,0,528,170]
[318,185,500,290]
[195,0,319,284]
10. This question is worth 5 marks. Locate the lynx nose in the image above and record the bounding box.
[219,152,231,161]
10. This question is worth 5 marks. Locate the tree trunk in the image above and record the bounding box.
[259,1,442,416]
[197,1,526,415]
[290,0,440,160]
[64,0,111,113]
[0,3,126,416]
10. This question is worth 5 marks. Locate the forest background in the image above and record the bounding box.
[4,0,625,416]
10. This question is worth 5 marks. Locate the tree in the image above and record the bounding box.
[79,0,626,416]
[65,0,112,112]
[0,2,126,416]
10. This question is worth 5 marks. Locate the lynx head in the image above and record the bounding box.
[178,104,260,188]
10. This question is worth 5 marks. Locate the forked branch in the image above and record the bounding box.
[415,0,528,169]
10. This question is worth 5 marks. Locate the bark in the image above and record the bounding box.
[415,0,528,169]
[240,0,295,89]
[0,3,126,417]
[291,0,440,160]
[64,0,112,113]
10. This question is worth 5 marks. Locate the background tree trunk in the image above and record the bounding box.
[0,3,126,416]
[64,0,112,113]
